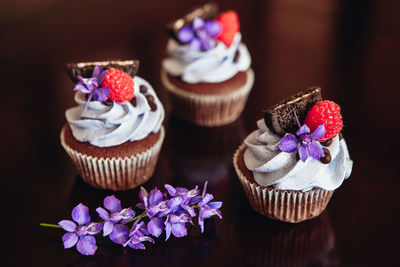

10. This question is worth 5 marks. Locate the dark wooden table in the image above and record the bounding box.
[1,0,399,266]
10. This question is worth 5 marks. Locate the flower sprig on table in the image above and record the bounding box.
[40,182,222,256]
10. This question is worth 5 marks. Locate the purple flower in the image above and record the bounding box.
[197,182,222,233]
[96,195,135,237]
[136,187,170,238]
[164,212,192,240]
[123,220,154,250]
[178,17,221,51]
[278,110,326,162]
[74,65,110,111]
[58,203,102,256]
[165,184,202,217]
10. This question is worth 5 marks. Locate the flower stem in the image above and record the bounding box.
[40,206,200,229]
[40,223,62,229]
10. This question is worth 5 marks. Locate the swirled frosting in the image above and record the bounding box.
[162,33,251,84]
[66,76,164,148]
[244,119,353,192]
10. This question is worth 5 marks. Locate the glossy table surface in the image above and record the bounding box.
[1,0,399,266]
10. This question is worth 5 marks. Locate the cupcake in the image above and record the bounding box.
[161,2,254,126]
[233,87,353,223]
[61,60,165,191]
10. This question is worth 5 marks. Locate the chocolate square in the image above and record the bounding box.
[166,2,219,42]
[263,86,323,136]
[66,59,140,83]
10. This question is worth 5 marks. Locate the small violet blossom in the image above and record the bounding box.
[43,182,223,256]
[164,212,193,241]
[136,187,170,238]
[278,110,326,162]
[123,220,155,250]
[73,65,110,111]
[178,17,221,51]
[198,182,223,233]
[165,184,202,217]
[96,195,135,237]
[58,203,102,255]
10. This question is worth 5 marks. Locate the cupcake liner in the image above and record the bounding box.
[161,68,254,126]
[61,126,165,191]
[233,144,334,223]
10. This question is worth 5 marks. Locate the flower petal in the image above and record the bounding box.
[147,217,164,238]
[58,220,76,232]
[74,83,91,93]
[178,26,194,43]
[308,141,325,159]
[181,204,196,217]
[167,197,183,213]
[98,70,108,84]
[109,224,129,245]
[193,17,205,30]
[171,223,187,238]
[62,233,78,249]
[205,21,222,37]
[76,236,97,256]
[165,222,172,241]
[164,184,177,197]
[96,207,109,221]
[296,124,311,136]
[199,193,213,207]
[198,215,204,233]
[128,242,146,250]
[92,65,102,79]
[72,203,91,225]
[110,208,135,223]
[86,222,103,235]
[103,221,114,236]
[278,134,299,153]
[189,37,201,51]
[188,196,202,205]
[148,187,164,206]
[298,145,309,162]
[310,124,326,139]
[93,87,110,102]
[207,201,222,210]
[104,195,122,213]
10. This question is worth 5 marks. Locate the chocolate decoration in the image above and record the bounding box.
[339,132,343,140]
[145,95,155,103]
[149,102,157,111]
[320,148,331,164]
[140,85,148,94]
[131,97,137,107]
[66,60,140,83]
[166,2,219,42]
[321,138,333,147]
[264,87,323,136]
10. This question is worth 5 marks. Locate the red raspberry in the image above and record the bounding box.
[215,11,240,47]
[101,68,134,103]
[304,100,343,142]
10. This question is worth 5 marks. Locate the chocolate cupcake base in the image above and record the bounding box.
[161,68,254,126]
[61,125,165,191]
[233,144,334,223]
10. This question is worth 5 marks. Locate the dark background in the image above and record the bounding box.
[1,0,399,266]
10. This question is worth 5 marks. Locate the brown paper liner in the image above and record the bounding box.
[61,126,165,191]
[233,144,334,223]
[161,68,254,126]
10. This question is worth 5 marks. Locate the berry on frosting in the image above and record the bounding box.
[304,100,343,142]
[215,11,240,47]
[101,68,134,103]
